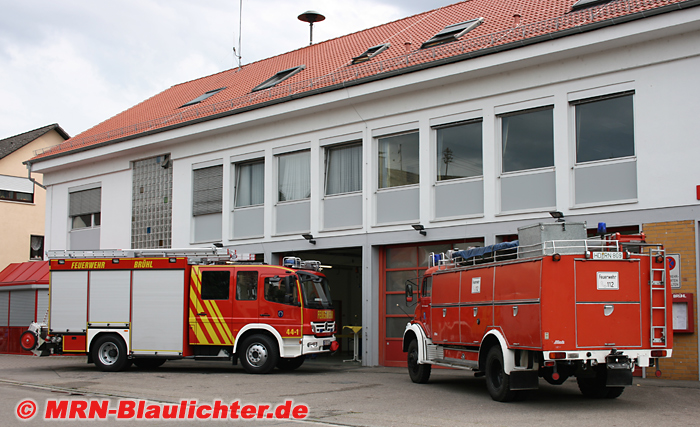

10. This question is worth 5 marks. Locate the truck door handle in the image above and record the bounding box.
[260,313,270,317]
[198,312,206,316]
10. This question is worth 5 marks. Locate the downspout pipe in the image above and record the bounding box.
[25,161,46,190]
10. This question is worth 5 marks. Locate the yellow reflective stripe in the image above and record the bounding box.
[203,299,234,344]
[188,307,211,344]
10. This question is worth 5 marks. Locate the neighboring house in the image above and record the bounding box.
[25,0,700,379]
[0,124,69,269]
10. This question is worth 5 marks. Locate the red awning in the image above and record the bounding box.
[0,261,49,287]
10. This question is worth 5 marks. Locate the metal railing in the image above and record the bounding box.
[34,0,686,158]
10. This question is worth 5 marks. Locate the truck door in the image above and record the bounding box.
[259,274,303,340]
[189,267,235,346]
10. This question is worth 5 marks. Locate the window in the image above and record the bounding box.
[501,107,554,173]
[30,235,44,260]
[325,142,362,195]
[193,165,223,216]
[252,65,306,92]
[180,87,226,108]
[278,151,310,202]
[201,271,230,300]
[421,18,483,49]
[352,43,390,65]
[69,188,101,229]
[574,93,634,163]
[264,276,299,306]
[236,271,258,301]
[378,132,419,189]
[234,160,264,208]
[0,190,33,203]
[436,120,483,181]
[572,0,612,11]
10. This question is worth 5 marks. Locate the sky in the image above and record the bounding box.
[0,0,459,143]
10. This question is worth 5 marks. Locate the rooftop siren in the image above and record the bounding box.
[298,10,325,45]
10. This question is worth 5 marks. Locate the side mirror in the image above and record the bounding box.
[405,282,414,303]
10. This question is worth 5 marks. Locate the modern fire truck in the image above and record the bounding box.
[20,248,338,373]
[403,221,673,401]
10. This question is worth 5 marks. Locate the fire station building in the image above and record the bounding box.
[26,0,700,379]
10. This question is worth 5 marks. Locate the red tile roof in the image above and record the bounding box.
[30,0,693,161]
[0,261,49,287]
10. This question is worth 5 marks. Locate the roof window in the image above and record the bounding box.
[252,65,306,92]
[180,87,226,108]
[571,0,613,10]
[351,43,390,65]
[421,18,484,49]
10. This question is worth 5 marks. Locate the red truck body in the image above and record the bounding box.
[21,249,337,373]
[403,222,672,401]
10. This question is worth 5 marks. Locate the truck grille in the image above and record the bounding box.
[311,321,335,334]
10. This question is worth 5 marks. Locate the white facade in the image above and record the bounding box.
[32,8,700,367]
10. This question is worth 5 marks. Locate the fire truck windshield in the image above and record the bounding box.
[297,272,333,310]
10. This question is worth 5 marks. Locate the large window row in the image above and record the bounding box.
[190,91,636,242]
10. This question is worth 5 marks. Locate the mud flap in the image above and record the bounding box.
[510,370,539,390]
[606,355,633,387]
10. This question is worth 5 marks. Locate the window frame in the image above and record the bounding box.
[498,105,555,175]
[572,91,635,166]
[0,190,33,203]
[252,65,306,92]
[377,131,420,190]
[192,165,223,216]
[434,118,484,182]
[277,150,311,202]
[235,271,258,301]
[200,270,231,300]
[421,18,483,49]
[69,187,101,230]
[234,159,265,209]
[324,141,363,197]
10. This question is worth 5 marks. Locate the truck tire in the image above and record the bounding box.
[133,358,166,369]
[92,335,129,372]
[239,334,279,374]
[407,340,431,383]
[485,346,517,402]
[276,356,305,371]
[577,365,625,399]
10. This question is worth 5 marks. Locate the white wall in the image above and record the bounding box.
[36,10,700,251]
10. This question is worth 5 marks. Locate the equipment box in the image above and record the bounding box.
[517,222,587,258]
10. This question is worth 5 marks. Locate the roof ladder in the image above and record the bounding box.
[47,248,255,264]
[649,248,667,348]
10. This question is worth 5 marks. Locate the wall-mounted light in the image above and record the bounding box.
[412,224,426,236]
[302,234,316,245]
[549,211,564,222]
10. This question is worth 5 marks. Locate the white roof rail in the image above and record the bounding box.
[46,248,255,264]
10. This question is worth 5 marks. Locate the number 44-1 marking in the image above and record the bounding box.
[285,328,300,336]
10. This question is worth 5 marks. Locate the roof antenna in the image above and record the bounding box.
[233,0,243,70]
[298,10,325,45]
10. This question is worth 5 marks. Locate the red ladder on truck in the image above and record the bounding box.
[649,248,668,348]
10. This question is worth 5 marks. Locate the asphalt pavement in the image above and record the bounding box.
[1,353,699,426]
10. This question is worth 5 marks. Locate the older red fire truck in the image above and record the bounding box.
[21,248,338,373]
[403,221,673,401]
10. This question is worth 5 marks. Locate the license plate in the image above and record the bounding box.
[593,252,623,260]
[323,340,330,346]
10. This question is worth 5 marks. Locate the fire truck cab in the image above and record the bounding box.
[21,249,338,374]
[403,221,673,401]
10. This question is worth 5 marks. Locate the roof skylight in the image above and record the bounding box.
[351,43,390,65]
[252,65,306,92]
[180,87,226,108]
[572,0,613,10]
[421,18,484,49]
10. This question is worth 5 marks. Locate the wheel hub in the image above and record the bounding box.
[246,343,268,367]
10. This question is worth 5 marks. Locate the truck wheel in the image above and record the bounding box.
[239,334,279,374]
[133,358,166,369]
[92,335,128,372]
[577,365,610,398]
[276,356,305,371]
[407,340,431,383]
[485,346,517,402]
